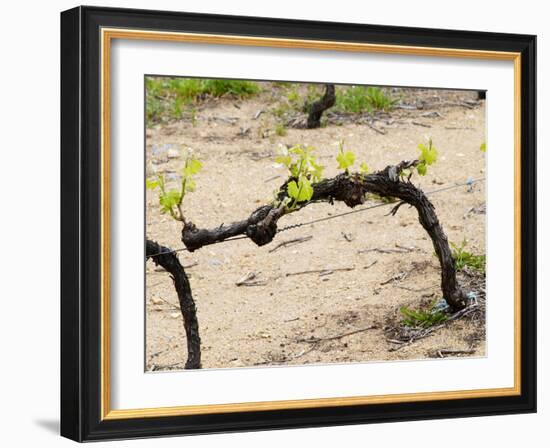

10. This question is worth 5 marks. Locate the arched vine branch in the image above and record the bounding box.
[182,159,469,311]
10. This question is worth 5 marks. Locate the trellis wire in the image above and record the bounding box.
[147,177,485,258]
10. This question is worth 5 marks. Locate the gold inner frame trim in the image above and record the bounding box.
[100,27,522,421]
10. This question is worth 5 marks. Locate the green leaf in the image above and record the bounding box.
[287,177,313,203]
[416,163,427,176]
[309,160,325,182]
[288,162,300,178]
[276,144,324,185]
[275,155,292,167]
[298,177,314,202]
[418,139,438,166]
[159,189,181,213]
[480,142,486,153]
[287,180,299,199]
[187,158,203,175]
[146,177,159,190]
[184,179,196,192]
[289,145,306,157]
[336,150,356,170]
[359,162,370,174]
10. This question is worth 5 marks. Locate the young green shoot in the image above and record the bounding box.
[416,138,438,176]
[275,144,324,210]
[336,140,356,173]
[146,148,203,223]
[359,162,370,174]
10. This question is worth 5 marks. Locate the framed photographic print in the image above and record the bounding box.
[60,6,536,442]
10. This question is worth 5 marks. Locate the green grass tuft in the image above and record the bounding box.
[451,239,486,273]
[336,86,396,113]
[146,77,260,125]
[400,304,448,328]
[275,123,287,136]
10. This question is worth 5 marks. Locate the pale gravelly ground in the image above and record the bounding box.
[145,84,486,371]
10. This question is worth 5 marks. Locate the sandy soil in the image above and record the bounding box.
[145,85,486,371]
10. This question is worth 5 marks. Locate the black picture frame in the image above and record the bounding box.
[61,5,536,442]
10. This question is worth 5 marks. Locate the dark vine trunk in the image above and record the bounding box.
[182,160,468,311]
[360,168,469,310]
[146,239,201,369]
[306,84,336,129]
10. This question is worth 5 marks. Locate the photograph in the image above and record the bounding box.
[144,77,488,372]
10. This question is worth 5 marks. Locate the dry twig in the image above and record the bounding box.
[297,325,377,344]
[286,266,355,277]
[268,235,312,253]
[365,121,387,135]
[235,271,267,287]
[412,121,431,128]
[436,348,476,358]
